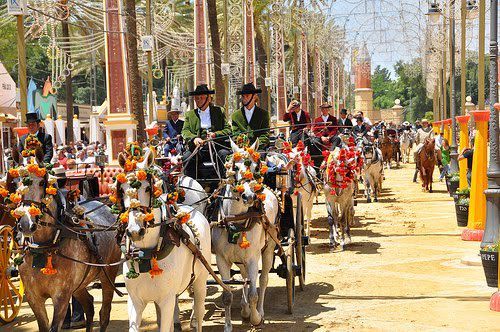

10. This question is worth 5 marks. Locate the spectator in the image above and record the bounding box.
[56,147,68,169]
[439,139,450,181]
[355,111,372,126]
[283,99,311,145]
[84,149,96,165]
[458,144,474,186]
[338,108,353,133]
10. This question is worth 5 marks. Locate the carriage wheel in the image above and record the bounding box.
[285,228,296,314]
[0,225,24,324]
[295,194,306,291]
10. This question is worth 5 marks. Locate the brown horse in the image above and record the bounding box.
[10,150,121,332]
[380,132,394,169]
[418,138,436,192]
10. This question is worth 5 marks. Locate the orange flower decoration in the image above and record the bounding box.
[144,213,154,223]
[246,148,255,155]
[116,173,127,184]
[27,164,38,174]
[41,255,57,275]
[35,167,46,177]
[233,152,242,162]
[260,164,269,174]
[236,185,244,193]
[109,195,117,204]
[8,168,19,178]
[154,189,162,198]
[243,170,253,180]
[46,186,57,195]
[0,188,8,198]
[257,193,266,201]
[137,170,147,181]
[178,213,190,224]
[119,211,129,224]
[252,152,261,162]
[149,257,163,278]
[124,160,137,172]
[254,183,263,192]
[29,205,42,217]
[239,232,250,249]
[9,193,21,204]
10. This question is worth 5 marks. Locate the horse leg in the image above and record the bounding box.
[158,295,176,332]
[49,293,72,332]
[127,294,146,332]
[364,176,371,203]
[98,267,118,331]
[344,206,354,245]
[26,292,50,332]
[373,180,378,202]
[236,263,250,321]
[190,275,207,332]
[73,288,95,332]
[429,172,433,193]
[326,201,338,248]
[246,259,262,327]
[216,257,233,332]
[257,233,275,320]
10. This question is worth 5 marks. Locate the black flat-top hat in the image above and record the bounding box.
[189,84,215,96]
[319,103,333,108]
[236,82,262,95]
[25,112,41,124]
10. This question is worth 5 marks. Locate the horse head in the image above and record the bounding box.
[227,138,267,208]
[116,146,163,243]
[7,148,58,241]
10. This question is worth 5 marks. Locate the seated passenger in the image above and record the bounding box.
[312,103,341,150]
[231,82,270,149]
[283,99,311,146]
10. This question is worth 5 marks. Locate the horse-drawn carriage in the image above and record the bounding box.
[165,138,308,314]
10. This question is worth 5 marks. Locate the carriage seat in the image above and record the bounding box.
[66,166,122,196]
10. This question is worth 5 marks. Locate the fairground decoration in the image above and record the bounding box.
[323,146,363,196]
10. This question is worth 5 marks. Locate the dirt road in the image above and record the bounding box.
[8,164,500,331]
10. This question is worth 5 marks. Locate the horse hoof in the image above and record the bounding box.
[174,323,182,331]
[429,189,433,193]
[251,315,264,327]
[374,198,378,202]
[367,198,371,203]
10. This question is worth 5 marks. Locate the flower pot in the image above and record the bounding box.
[448,180,459,196]
[455,204,468,227]
[453,192,470,203]
[480,250,498,288]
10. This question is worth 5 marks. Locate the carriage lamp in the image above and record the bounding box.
[95,153,107,184]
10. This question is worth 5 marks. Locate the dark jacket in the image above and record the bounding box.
[164,119,184,139]
[19,131,54,163]
[283,110,311,133]
[352,124,367,136]
[338,117,353,128]
[231,106,270,148]
[182,104,231,151]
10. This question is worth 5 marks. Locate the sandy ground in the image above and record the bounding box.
[6,163,500,331]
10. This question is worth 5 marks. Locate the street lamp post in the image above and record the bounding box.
[449,0,459,173]
[484,0,500,312]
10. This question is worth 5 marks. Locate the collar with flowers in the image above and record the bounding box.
[224,146,268,202]
[322,146,363,196]
[122,142,145,172]
[22,135,42,157]
[3,163,57,217]
[282,141,314,196]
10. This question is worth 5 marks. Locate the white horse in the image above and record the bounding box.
[213,139,279,331]
[362,144,384,203]
[266,144,317,237]
[322,148,357,249]
[400,130,413,164]
[116,151,210,332]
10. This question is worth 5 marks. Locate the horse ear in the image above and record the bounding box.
[250,138,259,152]
[229,138,239,152]
[35,147,44,165]
[146,149,155,168]
[11,146,20,165]
[118,152,127,169]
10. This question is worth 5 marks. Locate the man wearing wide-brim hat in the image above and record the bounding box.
[163,106,184,155]
[231,82,270,149]
[181,84,231,177]
[312,103,340,150]
[18,112,54,163]
[413,118,440,182]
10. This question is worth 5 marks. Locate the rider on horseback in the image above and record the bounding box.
[413,119,441,182]
[231,82,270,150]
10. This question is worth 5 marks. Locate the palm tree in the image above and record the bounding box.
[207,0,225,105]
[124,0,146,143]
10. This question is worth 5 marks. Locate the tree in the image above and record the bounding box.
[207,0,225,106]
[124,0,146,143]
[372,65,396,110]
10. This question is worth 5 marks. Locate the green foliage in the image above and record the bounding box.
[372,65,397,110]
[424,111,434,122]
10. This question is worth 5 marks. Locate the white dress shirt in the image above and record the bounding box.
[321,115,329,123]
[198,106,211,129]
[295,110,302,120]
[363,117,372,126]
[244,106,255,123]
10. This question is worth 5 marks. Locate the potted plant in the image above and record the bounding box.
[446,172,459,196]
[453,187,470,203]
[454,196,469,227]
[481,243,499,288]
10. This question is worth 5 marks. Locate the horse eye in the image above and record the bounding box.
[39,180,45,187]
[145,186,151,192]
